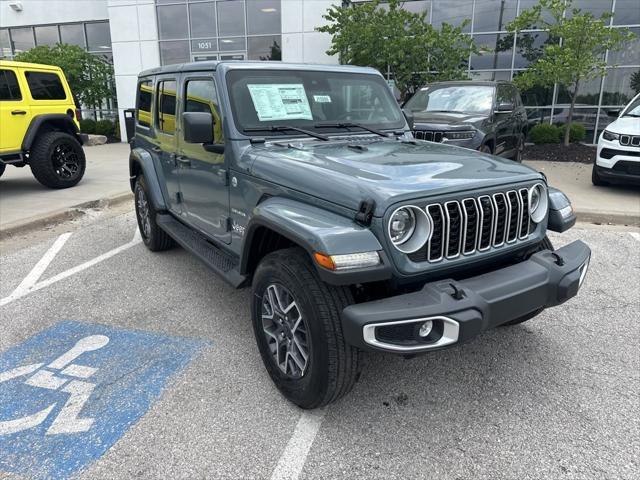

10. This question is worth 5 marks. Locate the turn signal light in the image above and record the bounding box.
[313,251,381,271]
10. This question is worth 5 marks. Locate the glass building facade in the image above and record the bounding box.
[367,0,640,143]
[155,0,282,64]
[0,20,113,63]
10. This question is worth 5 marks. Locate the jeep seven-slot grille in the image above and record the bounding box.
[408,189,531,263]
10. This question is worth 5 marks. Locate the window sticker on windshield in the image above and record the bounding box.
[247,84,313,121]
[313,95,331,103]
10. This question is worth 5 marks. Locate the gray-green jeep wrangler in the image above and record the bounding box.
[129,62,590,408]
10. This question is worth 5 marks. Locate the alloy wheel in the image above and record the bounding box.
[261,283,309,378]
[52,142,81,180]
[136,187,151,239]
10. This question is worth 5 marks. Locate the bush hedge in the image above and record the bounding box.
[560,122,586,143]
[79,119,96,134]
[95,119,115,137]
[529,123,561,144]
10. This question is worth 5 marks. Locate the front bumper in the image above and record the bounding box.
[342,240,590,353]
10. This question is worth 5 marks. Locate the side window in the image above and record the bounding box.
[496,85,511,107]
[0,69,22,101]
[156,80,177,135]
[136,79,153,128]
[25,71,67,100]
[184,78,222,142]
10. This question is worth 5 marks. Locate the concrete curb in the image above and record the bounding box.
[0,191,133,240]
[575,210,640,227]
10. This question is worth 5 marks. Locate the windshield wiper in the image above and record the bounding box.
[314,122,389,138]
[243,125,329,141]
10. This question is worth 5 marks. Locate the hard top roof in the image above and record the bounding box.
[138,61,380,78]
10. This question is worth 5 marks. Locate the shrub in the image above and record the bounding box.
[529,123,561,144]
[95,119,115,137]
[79,118,96,134]
[561,122,586,143]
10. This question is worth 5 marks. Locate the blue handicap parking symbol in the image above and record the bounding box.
[0,321,208,479]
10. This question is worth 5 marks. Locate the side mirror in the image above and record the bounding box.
[606,108,622,117]
[183,112,214,144]
[402,109,414,130]
[495,102,514,113]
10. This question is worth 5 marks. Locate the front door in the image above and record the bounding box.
[177,75,230,243]
[151,77,182,214]
[0,67,31,155]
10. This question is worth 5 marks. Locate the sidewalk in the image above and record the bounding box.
[0,143,131,235]
[524,160,640,225]
[0,144,638,236]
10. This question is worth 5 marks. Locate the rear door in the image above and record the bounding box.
[177,73,230,243]
[151,76,183,214]
[0,67,31,154]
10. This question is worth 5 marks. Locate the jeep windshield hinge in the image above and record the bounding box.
[355,198,375,227]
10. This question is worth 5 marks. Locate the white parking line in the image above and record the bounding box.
[271,408,326,480]
[629,232,640,242]
[0,229,142,308]
[11,233,72,297]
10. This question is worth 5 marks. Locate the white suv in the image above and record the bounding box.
[593,93,640,186]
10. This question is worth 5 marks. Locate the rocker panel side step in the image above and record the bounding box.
[156,213,247,288]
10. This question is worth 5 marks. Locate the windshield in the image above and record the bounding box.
[226,69,405,135]
[404,85,495,115]
[622,95,640,117]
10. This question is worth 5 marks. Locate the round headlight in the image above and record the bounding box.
[529,183,548,223]
[388,206,431,254]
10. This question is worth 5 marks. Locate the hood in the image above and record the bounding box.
[605,116,640,135]
[412,111,489,128]
[247,138,542,217]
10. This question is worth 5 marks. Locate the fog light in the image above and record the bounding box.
[418,320,433,337]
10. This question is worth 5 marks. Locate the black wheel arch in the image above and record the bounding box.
[22,114,83,151]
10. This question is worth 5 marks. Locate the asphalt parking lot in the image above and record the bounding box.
[0,210,638,480]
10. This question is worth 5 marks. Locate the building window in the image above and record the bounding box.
[248,35,281,61]
[473,0,517,32]
[247,0,282,35]
[613,0,640,25]
[0,29,10,58]
[9,27,35,54]
[158,4,189,40]
[25,71,67,100]
[217,1,246,37]
[86,22,112,52]
[189,2,217,38]
[34,26,60,46]
[60,24,86,48]
[431,0,472,31]
[160,41,190,65]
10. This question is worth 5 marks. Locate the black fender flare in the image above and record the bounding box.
[129,147,167,211]
[22,114,83,151]
[547,187,576,233]
[240,197,391,285]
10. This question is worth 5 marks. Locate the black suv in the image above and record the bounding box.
[403,80,528,161]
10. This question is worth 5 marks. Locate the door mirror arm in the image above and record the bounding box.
[204,143,225,154]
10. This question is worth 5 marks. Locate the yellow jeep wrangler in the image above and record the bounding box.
[0,60,87,188]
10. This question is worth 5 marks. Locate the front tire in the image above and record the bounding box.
[251,248,361,409]
[29,131,86,188]
[503,235,553,326]
[134,175,174,251]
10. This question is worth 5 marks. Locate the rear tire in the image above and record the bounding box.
[503,235,553,326]
[134,175,174,252]
[591,162,607,186]
[0,163,5,178]
[29,131,86,189]
[251,247,361,409]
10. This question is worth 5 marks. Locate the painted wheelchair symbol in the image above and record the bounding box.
[0,335,109,436]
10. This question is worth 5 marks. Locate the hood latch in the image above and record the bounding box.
[355,198,375,227]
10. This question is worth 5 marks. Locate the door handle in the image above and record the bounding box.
[11,110,27,115]
[175,155,191,166]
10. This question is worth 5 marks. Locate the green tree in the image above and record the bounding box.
[317,0,476,99]
[15,44,114,111]
[507,0,634,146]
